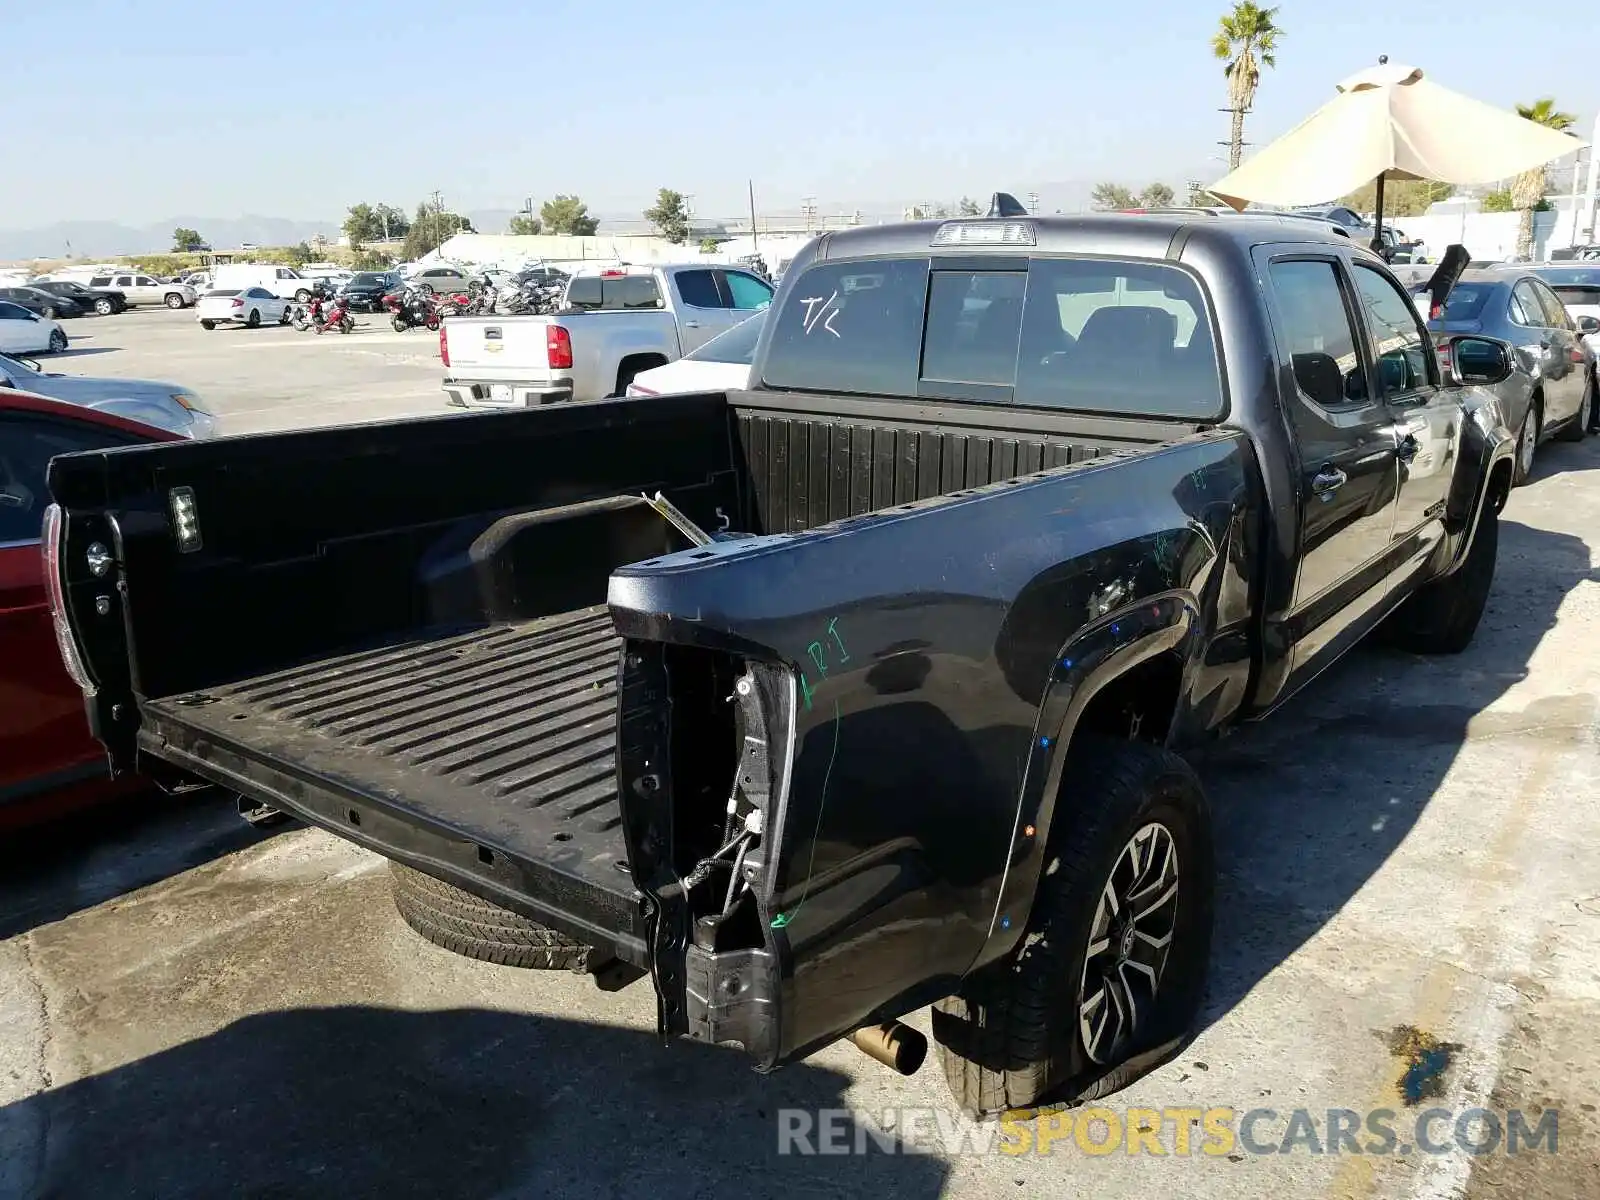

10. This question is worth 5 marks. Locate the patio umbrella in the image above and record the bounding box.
[1207,58,1587,250]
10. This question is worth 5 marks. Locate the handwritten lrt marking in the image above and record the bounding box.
[798,617,851,711]
[798,291,841,338]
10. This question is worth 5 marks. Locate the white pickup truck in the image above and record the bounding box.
[439,263,773,407]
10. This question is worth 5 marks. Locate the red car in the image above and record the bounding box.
[0,388,180,830]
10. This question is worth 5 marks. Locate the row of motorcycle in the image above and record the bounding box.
[282,272,570,335]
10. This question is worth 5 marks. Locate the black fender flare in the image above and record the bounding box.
[970,588,1201,971]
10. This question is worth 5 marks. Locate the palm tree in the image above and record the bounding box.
[1511,98,1577,259]
[1212,3,1284,171]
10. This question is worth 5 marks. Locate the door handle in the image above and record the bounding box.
[1310,465,1348,500]
[1396,434,1419,462]
[683,320,701,329]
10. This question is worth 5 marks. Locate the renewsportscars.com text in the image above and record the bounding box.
[776,1105,1559,1158]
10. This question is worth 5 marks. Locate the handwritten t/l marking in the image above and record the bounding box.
[798,291,841,338]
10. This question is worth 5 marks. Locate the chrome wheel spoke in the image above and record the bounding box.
[1077,821,1181,1066]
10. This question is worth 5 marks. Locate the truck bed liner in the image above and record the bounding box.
[139,605,648,963]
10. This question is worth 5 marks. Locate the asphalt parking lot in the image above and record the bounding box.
[35,303,448,434]
[2,311,1598,1199]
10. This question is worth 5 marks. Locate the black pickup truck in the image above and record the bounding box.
[45,207,1517,1116]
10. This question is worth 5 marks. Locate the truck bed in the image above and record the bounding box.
[138,604,647,964]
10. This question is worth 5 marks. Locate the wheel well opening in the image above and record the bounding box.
[616,353,668,393]
[1073,651,1184,746]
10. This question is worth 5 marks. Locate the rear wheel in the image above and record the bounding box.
[295,289,311,303]
[165,292,186,309]
[1513,400,1540,485]
[931,736,1213,1118]
[389,863,591,970]
[200,319,216,330]
[246,309,261,328]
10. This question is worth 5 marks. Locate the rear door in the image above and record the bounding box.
[1510,279,1582,424]
[0,411,145,803]
[668,269,732,351]
[1257,250,1400,687]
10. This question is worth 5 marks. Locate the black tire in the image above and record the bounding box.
[46,329,67,353]
[279,306,291,324]
[246,309,261,328]
[1513,399,1540,485]
[1383,507,1498,655]
[200,319,216,330]
[389,863,591,970]
[1556,372,1594,442]
[931,736,1213,1118]
[165,292,187,309]
[392,315,408,332]
[418,283,435,296]
[295,289,312,303]
[94,298,114,316]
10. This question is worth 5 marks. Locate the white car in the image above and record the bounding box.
[624,310,765,397]
[0,301,68,354]
[197,287,289,330]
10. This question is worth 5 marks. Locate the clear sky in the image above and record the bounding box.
[6,0,1593,227]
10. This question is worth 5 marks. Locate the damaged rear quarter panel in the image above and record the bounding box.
[607,429,1258,1063]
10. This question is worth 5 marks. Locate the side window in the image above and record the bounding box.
[1014,258,1224,418]
[723,271,773,311]
[1510,281,1544,327]
[921,270,1026,386]
[0,302,28,319]
[1533,282,1571,329]
[1351,263,1434,396]
[136,276,157,287]
[114,276,134,287]
[276,269,293,280]
[0,417,136,543]
[1266,260,1368,409]
[674,270,723,309]
[761,258,931,396]
[89,277,112,287]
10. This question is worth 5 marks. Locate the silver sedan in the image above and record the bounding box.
[0,352,219,439]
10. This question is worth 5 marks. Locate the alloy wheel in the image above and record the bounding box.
[1519,410,1537,477]
[1078,822,1180,1066]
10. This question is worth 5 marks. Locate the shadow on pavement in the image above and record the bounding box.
[0,789,286,940]
[0,1005,950,1200]
[1191,439,1600,1037]
[45,346,120,359]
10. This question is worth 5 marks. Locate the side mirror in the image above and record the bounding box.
[1449,336,1514,387]
[1577,315,1600,335]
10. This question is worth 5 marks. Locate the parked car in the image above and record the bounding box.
[29,279,126,316]
[440,264,773,407]
[409,265,472,295]
[0,286,84,321]
[46,207,1515,1116]
[338,272,400,312]
[0,352,217,439]
[211,264,316,303]
[0,302,68,354]
[625,309,765,396]
[1528,265,1600,358]
[198,287,289,330]
[82,272,195,309]
[0,389,183,831]
[1417,268,1596,482]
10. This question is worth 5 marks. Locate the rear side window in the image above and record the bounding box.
[620,275,662,309]
[1437,285,1492,321]
[761,258,931,397]
[675,270,722,309]
[89,276,111,287]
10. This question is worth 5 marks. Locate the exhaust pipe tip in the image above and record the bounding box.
[850,1021,927,1076]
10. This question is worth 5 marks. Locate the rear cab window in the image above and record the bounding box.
[565,274,664,311]
[760,254,1224,419]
